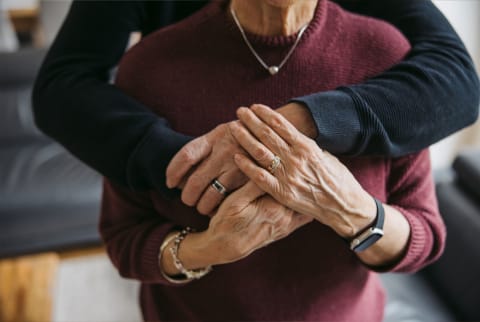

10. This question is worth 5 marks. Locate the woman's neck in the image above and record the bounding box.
[230,0,318,36]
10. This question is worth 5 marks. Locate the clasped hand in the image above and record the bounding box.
[166,103,376,263]
[230,104,376,238]
[166,122,247,215]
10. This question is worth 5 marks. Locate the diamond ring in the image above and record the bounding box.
[268,155,281,174]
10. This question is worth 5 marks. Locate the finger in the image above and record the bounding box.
[236,107,289,155]
[181,156,220,206]
[196,169,247,215]
[226,180,265,206]
[234,153,280,197]
[250,104,302,146]
[166,136,210,188]
[229,121,278,169]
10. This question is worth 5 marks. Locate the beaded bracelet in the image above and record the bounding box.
[169,227,212,280]
[159,232,192,284]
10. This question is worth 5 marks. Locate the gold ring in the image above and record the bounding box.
[268,155,281,174]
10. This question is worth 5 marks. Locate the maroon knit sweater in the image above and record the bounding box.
[101,1,446,321]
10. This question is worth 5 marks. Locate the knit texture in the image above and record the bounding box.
[101,1,446,321]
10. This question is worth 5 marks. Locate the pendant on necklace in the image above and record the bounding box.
[268,66,279,75]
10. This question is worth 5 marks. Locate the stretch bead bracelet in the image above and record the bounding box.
[159,232,191,284]
[169,227,212,280]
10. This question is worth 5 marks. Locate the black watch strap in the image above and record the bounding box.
[350,198,385,252]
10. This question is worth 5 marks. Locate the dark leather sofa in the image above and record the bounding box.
[428,150,480,320]
[0,49,102,257]
[1,48,479,321]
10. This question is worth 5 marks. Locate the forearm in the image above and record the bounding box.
[33,1,193,192]
[310,192,411,267]
[276,102,318,139]
[296,0,479,156]
[100,180,180,283]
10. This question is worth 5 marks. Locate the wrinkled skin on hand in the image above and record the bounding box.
[230,104,376,238]
[203,181,313,265]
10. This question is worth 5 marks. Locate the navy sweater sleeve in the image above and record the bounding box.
[295,0,479,156]
[33,1,196,191]
[33,0,480,193]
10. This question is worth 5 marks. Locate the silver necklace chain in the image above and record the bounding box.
[230,8,310,76]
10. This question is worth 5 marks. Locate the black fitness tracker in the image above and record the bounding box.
[350,198,385,252]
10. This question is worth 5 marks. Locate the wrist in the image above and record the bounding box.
[177,230,218,269]
[276,102,317,138]
[334,195,377,239]
[159,227,211,284]
[160,232,181,276]
[160,230,214,279]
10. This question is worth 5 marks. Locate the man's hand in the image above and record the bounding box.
[166,122,248,215]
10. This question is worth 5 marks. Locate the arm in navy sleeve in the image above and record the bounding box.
[33,1,198,192]
[33,0,479,195]
[295,0,479,156]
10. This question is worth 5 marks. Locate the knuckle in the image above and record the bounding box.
[217,123,228,132]
[289,130,300,143]
[254,146,269,161]
[259,129,271,140]
[181,146,197,164]
[254,171,268,183]
[270,115,283,128]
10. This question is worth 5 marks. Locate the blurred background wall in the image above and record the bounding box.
[430,0,480,168]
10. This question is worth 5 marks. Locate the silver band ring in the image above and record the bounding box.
[211,179,227,195]
[268,155,281,174]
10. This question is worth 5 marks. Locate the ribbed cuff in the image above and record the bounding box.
[380,206,431,273]
[126,120,193,194]
[291,90,361,155]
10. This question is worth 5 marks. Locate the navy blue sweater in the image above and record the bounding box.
[33,0,479,192]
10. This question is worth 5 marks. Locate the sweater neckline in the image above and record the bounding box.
[220,0,327,48]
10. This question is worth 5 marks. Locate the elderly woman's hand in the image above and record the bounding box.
[207,181,313,263]
[161,181,312,275]
[230,104,377,239]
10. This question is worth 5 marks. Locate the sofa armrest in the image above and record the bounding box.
[453,150,480,200]
[426,181,480,320]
